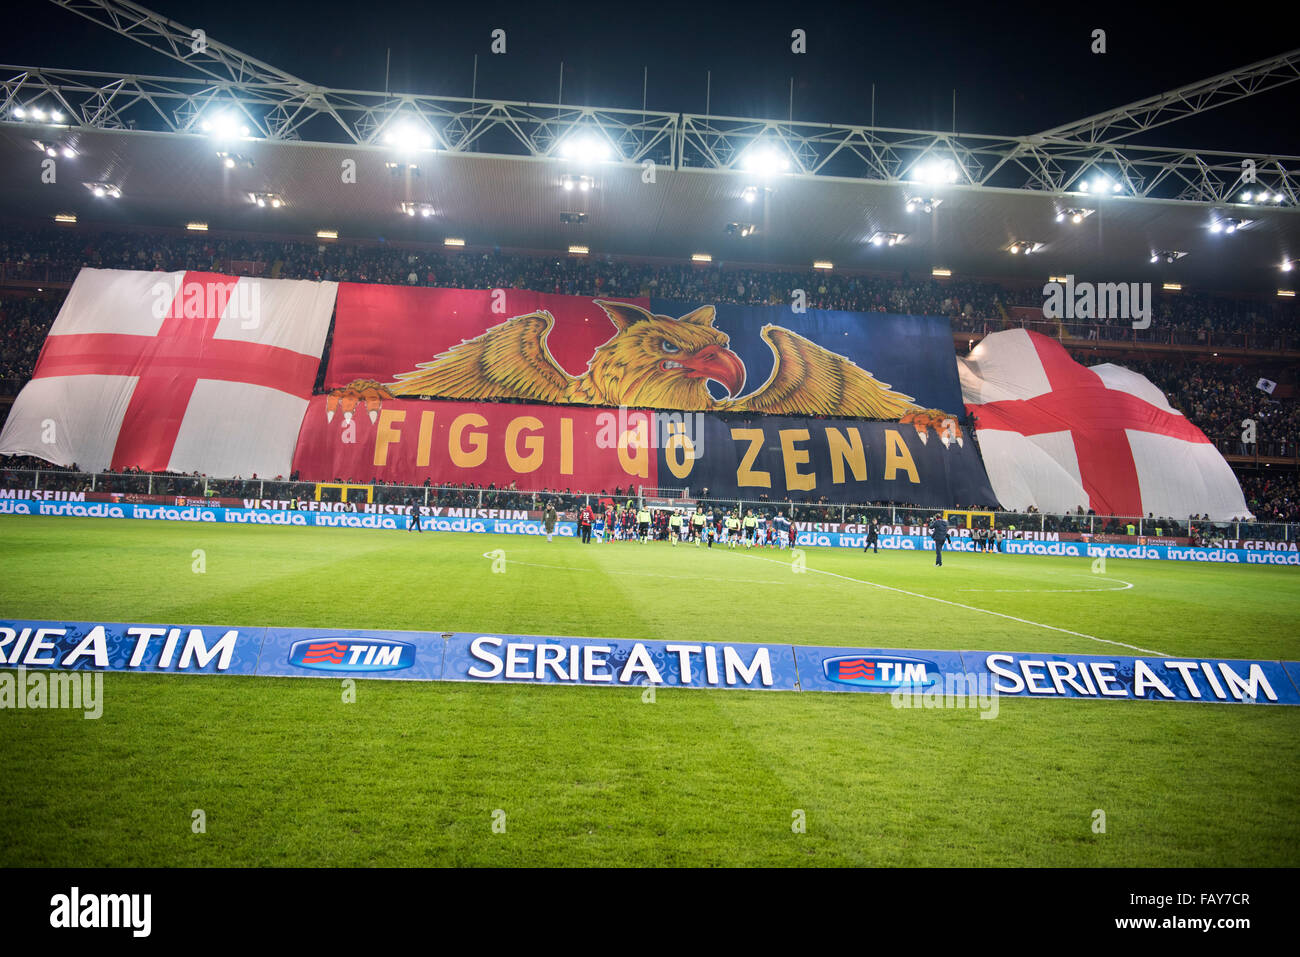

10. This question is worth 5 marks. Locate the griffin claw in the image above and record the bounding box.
[324,379,396,426]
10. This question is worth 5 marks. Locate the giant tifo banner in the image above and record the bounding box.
[960,330,1251,521]
[0,268,337,477]
[4,619,1298,706]
[305,285,990,503]
[324,285,964,419]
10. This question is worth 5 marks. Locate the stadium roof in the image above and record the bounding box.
[1,1,1297,292]
[3,121,1297,292]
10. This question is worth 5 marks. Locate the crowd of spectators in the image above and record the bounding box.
[2,222,1295,338]
[1239,472,1300,525]
[0,296,59,395]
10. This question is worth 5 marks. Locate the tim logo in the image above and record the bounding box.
[288,638,415,673]
[823,655,937,688]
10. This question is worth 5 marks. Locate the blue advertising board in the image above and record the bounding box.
[4,619,1298,705]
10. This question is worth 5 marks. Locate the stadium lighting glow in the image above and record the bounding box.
[911,158,959,185]
[742,186,759,202]
[316,230,338,240]
[44,145,57,158]
[560,134,612,163]
[186,222,208,231]
[53,214,76,224]
[1282,260,1295,272]
[13,107,24,118]
[1162,283,1182,291]
[1212,217,1251,234]
[51,110,64,122]
[813,261,833,270]
[29,107,46,121]
[568,245,589,255]
[871,235,884,246]
[692,253,713,263]
[444,238,466,247]
[1279,289,1295,297]
[383,121,434,153]
[201,112,250,139]
[932,267,952,277]
[741,146,791,176]
[400,202,434,218]
[86,182,120,198]
[906,196,941,213]
[1058,207,1095,224]
[61,146,75,158]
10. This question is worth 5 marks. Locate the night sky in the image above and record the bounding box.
[5,1,1298,155]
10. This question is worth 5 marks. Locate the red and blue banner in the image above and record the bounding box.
[324,284,967,421]
[289,398,997,506]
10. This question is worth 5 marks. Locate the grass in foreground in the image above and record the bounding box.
[1,516,1298,866]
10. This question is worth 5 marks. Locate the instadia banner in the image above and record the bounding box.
[323,284,966,420]
[7,500,1298,564]
[292,398,997,506]
[4,620,1298,705]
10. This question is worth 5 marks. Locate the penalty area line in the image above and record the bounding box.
[741,553,1168,657]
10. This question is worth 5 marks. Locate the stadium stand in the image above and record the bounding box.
[3,224,1298,526]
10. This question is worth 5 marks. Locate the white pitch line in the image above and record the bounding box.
[958,574,1135,594]
[741,553,1168,656]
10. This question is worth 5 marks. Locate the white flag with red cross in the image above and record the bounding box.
[0,268,337,477]
[960,329,1252,521]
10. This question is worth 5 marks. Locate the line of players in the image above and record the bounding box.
[577,503,797,549]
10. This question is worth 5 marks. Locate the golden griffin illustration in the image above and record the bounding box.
[326,300,963,444]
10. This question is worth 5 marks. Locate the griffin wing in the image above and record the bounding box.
[721,325,921,418]
[388,311,571,402]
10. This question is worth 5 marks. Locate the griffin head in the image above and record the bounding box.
[586,300,746,410]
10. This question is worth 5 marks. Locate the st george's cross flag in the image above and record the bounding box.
[959,329,1252,521]
[0,268,337,477]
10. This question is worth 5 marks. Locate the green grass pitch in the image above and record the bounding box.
[1,514,1297,867]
